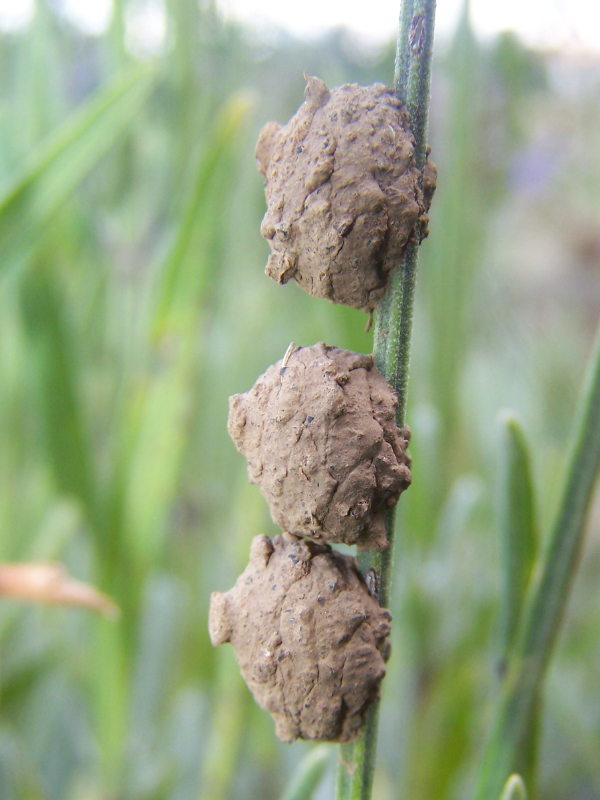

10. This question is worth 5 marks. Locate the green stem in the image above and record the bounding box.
[394,0,415,102]
[336,2,437,798]
[474,322,600,799]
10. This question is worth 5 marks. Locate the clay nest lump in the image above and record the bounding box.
[256,76,436,312]
[209,534,391,742]
[227,343,411,550]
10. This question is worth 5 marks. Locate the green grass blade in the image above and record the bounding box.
[0,65,154,275]
[151,91,254,334]
[120,93,251,568]
[19,267,95,516]
[280,745,331,800]
[496,414,540,791]
[474,322,600,799]
[418,3,486,472]
[16,0,64,151]
[199,652,251,800]
[92,620,128,792]
[497,413,538,668]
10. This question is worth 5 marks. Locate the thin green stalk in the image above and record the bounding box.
[394,0,415,102]
[474,322,600,798]
[336,1,436,798]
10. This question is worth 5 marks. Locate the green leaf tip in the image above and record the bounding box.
[474,322,600,800]
[499,773,527,800]
[497,410,538,669]
[0,65,155,277]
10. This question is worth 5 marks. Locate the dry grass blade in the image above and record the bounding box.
[0,562,119,617]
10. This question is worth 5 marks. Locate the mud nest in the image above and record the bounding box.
[256,76,437,312]
[228,343,411,550]
[209,534,391,742]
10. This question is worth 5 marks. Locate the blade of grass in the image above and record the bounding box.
[93,619,128,793]
[108,0,127,65]
[17,0,64,152]
[199,651,252,800]
[419,4,485,477]
[151,92,254,335]
[496,414,540,792]
[119,93,252,570]
[497,413,538,669]
[168,0,206,189]
[0,65,154,275]
[474,322,600,799]
[336,1,437,798]
[19,267,96,517]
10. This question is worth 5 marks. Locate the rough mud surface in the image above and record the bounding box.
[228,343,411,550]
[209,534,391,742]
[256,76,436,312]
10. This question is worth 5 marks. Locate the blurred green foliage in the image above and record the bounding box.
[0,2,598,799]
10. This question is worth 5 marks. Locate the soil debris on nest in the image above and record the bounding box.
[256,75,436,312]
[209,534,391,742]
[228,342,411,550]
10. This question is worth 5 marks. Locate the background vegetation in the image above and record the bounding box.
[0,1,599,798]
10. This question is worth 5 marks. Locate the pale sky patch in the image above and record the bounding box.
[0,0,599,54]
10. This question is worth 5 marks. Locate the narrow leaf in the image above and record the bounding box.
[496,414,540,790]
[19,268,95,513]
[497,412,538,668]
[0,65,154,274]
[474,322,600,799]
[121,92,252,566]
[151,91,254,334]
[499,774,527,800]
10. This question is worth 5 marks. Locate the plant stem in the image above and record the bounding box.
[474,322,600,799]
[394,0,415,103]
[335,2,437,798]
